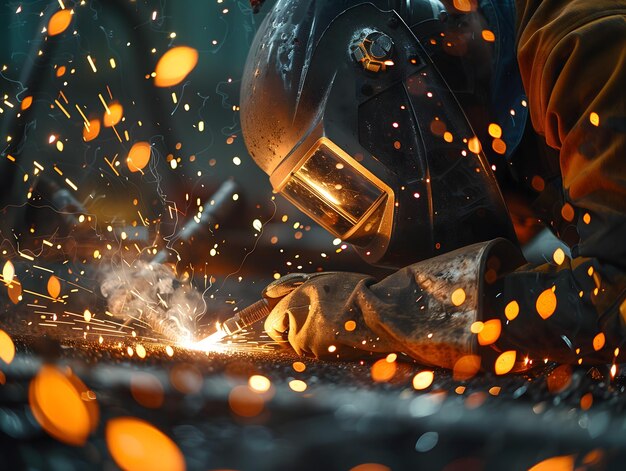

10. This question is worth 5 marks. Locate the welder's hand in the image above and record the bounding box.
[264,239,524,367]
[264,272,398,359]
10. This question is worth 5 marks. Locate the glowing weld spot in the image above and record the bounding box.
[187,329,227,352]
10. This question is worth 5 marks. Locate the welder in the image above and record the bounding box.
[239,0,626,371]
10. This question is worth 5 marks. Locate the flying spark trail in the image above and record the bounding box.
[0,0,311,369]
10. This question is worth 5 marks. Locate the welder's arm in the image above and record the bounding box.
[515,0,626,244]
[265,239,523,368]
[495,0,626,363]
[265,241,625,368]
[484,258,626,365]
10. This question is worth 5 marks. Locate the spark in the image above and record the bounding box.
[75,104,90,127]
[65,178,78,191]
[98,93,110,114]
[188,324,227,351]
[111,124,123,143]
[87,55,97,73]
[19,251,35,261]
[104,156,120,176]
[55,99,71,118]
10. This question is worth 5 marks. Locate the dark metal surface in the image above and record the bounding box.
[1,332,626,471]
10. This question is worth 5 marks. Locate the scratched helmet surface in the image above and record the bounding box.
[241,0,524,268]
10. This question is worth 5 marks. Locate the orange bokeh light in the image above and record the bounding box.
[553,248,566,265]
[288,379,308,392]
[48,10,72,36]
[344,320,357,332]
[536,288,557,319]
[593,332,606,351]
[170,363,203,394]
[7,280,22,304]
[494,350,516,375]
[468,136,482,154]
[580,392,593,410]
[451,288,466,306]
[106,417,185,471]
[412,370,434,390]
[154,46,199,87]
[21,96,33,110]
[130,373,164,409]
[547,364,573,394]
[528,455,575,471]
[371,358,397,382]
[0,329,16,365]
[481,30,496,42]
[248,375,271,393]
[2,260,15,285]
[103,102,123,127]
[488,123,502,139]
[127,141,152,172]
[477,319,501,346]
[47,275,61,299]
[228,385,265,417]
[350,464,391,471]
[561,203,575,222]
[504,300,519,320]
[492,138,507,155]
[452,0,474,12]
[452,355,481,381]
[83,119,101,142]
[29,365,99,446]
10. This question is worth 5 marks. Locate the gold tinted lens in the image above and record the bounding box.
[282,141,385,237]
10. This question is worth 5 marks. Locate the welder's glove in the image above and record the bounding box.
[265,239,524,367]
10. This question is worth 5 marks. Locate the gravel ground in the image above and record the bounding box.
[1,330,626,471]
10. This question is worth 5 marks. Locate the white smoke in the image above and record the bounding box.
[100,261,205,343]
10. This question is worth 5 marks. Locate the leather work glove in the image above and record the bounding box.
[265,239,524,368]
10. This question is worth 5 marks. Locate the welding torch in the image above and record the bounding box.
[195,272,324,348]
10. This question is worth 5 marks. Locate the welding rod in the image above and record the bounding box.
[221,298,272,336]
[151,179,239,264]
[197,273,317,343]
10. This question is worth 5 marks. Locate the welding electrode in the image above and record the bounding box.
[221,298,272,336]
[199,272,324,340]
[151,179,239,265]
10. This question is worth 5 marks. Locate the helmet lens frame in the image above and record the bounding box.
[278,137,394,242]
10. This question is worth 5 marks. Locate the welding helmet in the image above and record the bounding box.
[241,0,526,268]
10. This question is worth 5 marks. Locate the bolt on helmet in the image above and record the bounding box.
[241,0,526,268]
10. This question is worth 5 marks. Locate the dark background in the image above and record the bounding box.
[1,2,624,470]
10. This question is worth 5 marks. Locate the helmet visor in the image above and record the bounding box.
[278,137,393,240]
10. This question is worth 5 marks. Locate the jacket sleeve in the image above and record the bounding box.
[484,0,626,365]
[264,239,527,369]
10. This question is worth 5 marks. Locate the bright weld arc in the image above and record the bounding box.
[185,326,227,351]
